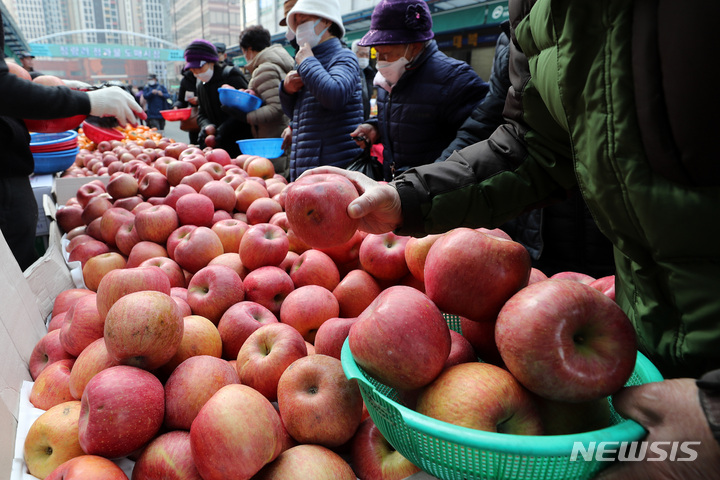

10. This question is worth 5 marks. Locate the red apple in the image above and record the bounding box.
[164,355,240,430]
[103,290,184,370]
[139,256,186,288]
[76,180,107,208]
[236,322,308,401]
[96,265,172,320]
[29,359,75,410]
[245,157,275,179]
[82,252,127,292]
[134,202,179,244]
[179,170,214,192]
[138,171,170,199]
[114,223,141,256]
[185,264,245,324]
[29,329,75,380]
[58,293,103,356]
[279,285,340,343]
[528,267,549,284]
[350,418,421,480]
[157,314,224,377]
[79,365,165,458]
[211,218,249,253]
[125,240,168,268]
[318,229,365,266]
[68,239,110,268]
[113,195,143,212]
[332,269,382,318]
[313,317,357,360]
[56,205,85,233]
[208,252,248,279]
[289,249,340,291]
[348,285,451,390]
[173,226,224,273]
[68,337,118,400]
[277,354,363,447]
[459,316,504,366]
[130,431,200,480]
[284,173,360,249]
[164,183,197,209]
[176,192,215,227]
[190,384,284,480]
[242,266,295,317]
[415,362,543,434]
[246,197,283,225]
[200,179,237,212]
[106,172,139,200]
[495,279,637,402]
[444,329,478,369]
[166,224,197,260]
[550,271,596,284]
[359,232,411,282]
[404,233,443,283]
[45,455,129,480]
[99,207,135,247]
[205,147,232,166]
[52,288,95,318]
[590,274,616,301]
[234,178,269,212]
[238,222,289,271]
[252,444,356,480]
[425,227,531,322]
[217,300,278,360]
[166,160,198,186]
[198,161,225,180]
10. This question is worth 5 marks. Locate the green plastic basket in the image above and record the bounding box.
[341,315,664,480]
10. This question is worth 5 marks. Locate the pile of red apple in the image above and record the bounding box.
[27,137,637,480]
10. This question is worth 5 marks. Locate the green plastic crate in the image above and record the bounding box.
[341,315,664,480]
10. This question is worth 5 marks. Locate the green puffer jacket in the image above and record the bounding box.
[393,0,720,379]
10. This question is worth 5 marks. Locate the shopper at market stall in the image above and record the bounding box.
[142,74,171,132]
[301,0,720,473]
[0,13,145,271]
[351,39,376,121]
[184,39,252,157]
[239,25,295,178]
[279,0,364,180]
[18,51,43,79]
[349,0,489,181]
[173,68,201,144]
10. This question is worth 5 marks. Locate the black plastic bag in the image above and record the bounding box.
[347,143,383,181]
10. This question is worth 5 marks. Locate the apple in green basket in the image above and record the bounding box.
[416,362,543,435]
[495,279,637,402]
[424,227,531,322]
[103,290,184,370]
[164,355,240,430]
[45,455,129,480]
[131,431,200,480]
[252,444,356,480]
[95,265,172,320]
[279,285,340,344]
[350,417,421,480]
[186,264,245,324]
[190,384,284,480]
[533,395,612,435]
[348,285,451,391]
[217,301,278,360]
[444,329,478,369]
[236,322,308,401]
[24,400,84,479]
[79,365,164,458]
[277,354,363,448]
[284,173,360,249]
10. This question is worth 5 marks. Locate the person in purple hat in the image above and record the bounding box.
[350,0,489,181]
[184,39,251,156]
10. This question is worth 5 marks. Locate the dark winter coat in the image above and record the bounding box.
[279,37,363,181]
[370,40,489,181]
[392,0,720,379]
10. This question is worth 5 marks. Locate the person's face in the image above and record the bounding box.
[241,47,256,62]
[355,46,370,60]
[189,62,212,77]
[293,13,330,34]
[20,57,34,69]
[373,44,414,63]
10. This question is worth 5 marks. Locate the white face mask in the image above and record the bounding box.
[196,66,214,83]
[295,19,329,49]
[285,29,296,42]
[148,80,157,86]
[376,57,409,86]
[357,57,370,70]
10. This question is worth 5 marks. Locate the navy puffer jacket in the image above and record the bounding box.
[280,37,363,181]
[371,40,489,180]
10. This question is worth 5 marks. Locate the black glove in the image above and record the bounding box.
[197,124,215,148]
[221,105,248,123]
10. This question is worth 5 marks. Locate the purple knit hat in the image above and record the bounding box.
[358,0,433,47]
[184,40,219,69]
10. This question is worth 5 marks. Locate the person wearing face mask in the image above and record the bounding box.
[350,0,489,181]
[239,25,295,179]
[352,40,377,121]
[142,74,170,132]
[184,39,251,157]
[278,0,364,181]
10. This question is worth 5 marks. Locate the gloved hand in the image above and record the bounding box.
[198,124,216,148]
[87,86,146,126]
[220,105,247,122]
[62,79,92,90]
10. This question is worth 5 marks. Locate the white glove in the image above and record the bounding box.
[62,79,92,90]
[87,86,146,126]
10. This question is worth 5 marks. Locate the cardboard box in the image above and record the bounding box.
[52,175,109,206]
[1,221,74,478]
